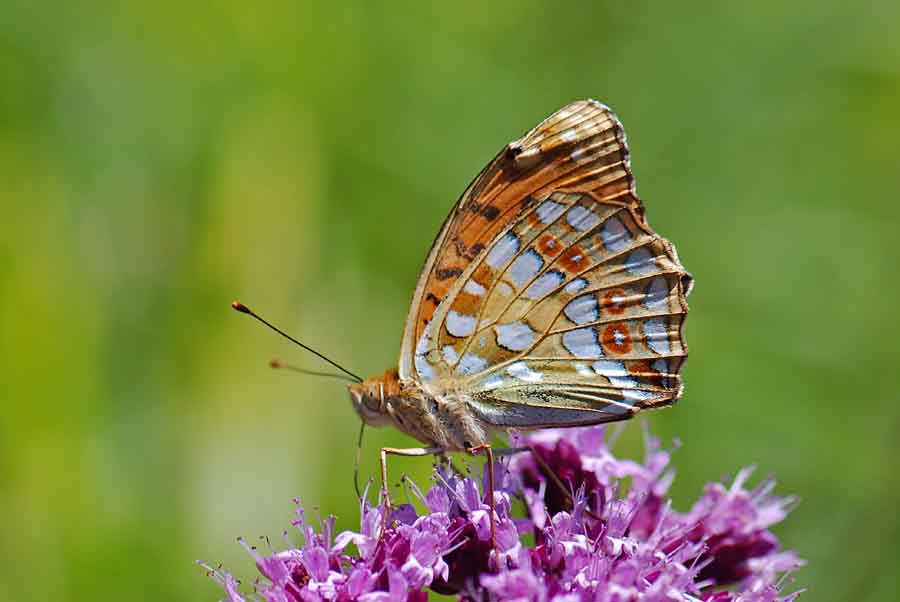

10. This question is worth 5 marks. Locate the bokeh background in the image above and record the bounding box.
[2,1,899,600]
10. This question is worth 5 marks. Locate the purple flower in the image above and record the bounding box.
[201,425,804,602]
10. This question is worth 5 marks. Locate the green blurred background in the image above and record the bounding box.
[2,1,899,600]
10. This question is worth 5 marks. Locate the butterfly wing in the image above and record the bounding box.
[399,100,633,379]
[399,100,692,427]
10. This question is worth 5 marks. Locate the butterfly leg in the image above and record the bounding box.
[466,443,497,550]
[380,446,443,517]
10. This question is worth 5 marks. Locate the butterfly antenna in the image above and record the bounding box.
[269,359,358,383]
[353,421,366,499]
[231,301,363,383]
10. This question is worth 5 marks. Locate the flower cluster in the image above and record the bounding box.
[201,426,803,601]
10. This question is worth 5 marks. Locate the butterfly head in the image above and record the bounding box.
[348,369,401,428]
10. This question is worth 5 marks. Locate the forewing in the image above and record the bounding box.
[399,100,692,427]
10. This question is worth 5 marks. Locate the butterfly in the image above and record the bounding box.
[235,99,692,545]
[349,99,691,451]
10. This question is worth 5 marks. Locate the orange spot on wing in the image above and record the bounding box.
[420,302,439,325]
[627,360,650,375]
[536,234,562,257]
[473,264,493,285]
[450,291,481,316]
[601,288,627,315]
[600,323,632,355]
[559,244,590,273]
[627,360,662,386]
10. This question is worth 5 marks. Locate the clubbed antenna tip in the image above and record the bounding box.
[230,300,364,383]
[231,300,251,314]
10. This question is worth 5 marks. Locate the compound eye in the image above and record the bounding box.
[363,396,381,413]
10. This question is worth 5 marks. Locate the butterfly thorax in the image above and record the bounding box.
[348,368,489,451]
